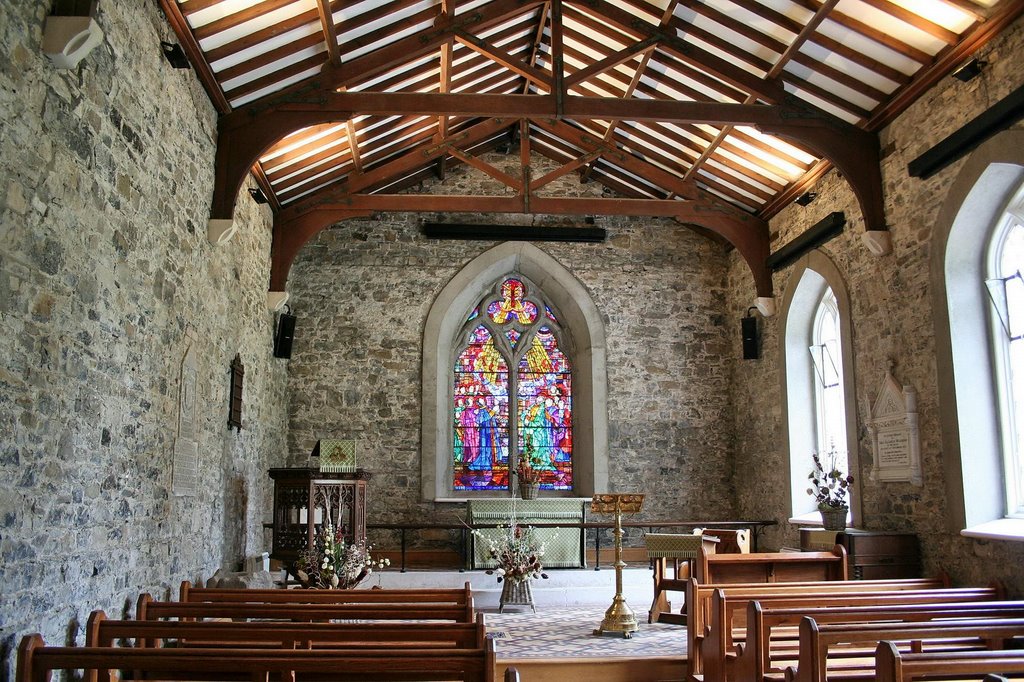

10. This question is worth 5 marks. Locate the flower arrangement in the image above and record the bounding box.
[475,520,548,584]
[514,434,543,484]
[807,447,854,510]
[293,523,389,589]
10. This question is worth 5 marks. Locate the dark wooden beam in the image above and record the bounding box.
[270,193,773,296]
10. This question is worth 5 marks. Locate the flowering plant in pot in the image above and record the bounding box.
[807,448,854,530]
[477,521,548,584]
[293,523,389,589]
[514,434,543,499]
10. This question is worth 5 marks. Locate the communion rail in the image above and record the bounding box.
[366,519,777,572]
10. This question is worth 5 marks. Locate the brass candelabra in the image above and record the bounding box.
[590,493,645,638]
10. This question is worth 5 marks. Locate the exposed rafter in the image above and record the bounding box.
[159,0,1022,301]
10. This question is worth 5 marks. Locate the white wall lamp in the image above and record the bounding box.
[42,0,104,70]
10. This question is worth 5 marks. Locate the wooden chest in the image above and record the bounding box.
[800,529,921,580]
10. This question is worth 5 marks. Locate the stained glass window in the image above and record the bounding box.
[453,277,573,492]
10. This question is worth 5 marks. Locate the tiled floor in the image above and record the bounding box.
[484,605,687,661]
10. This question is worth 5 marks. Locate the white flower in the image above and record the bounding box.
[330,574,339,588]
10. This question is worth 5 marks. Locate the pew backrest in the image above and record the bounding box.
[695,546,848,585]
[136,592,476,623]
[18,633,497,682]
[179,580,473,606]
[87,609,486,650]
[742,599,1024,682]
[684,577,951,677]
[793,616,1024,682]
[875,640,1024,682]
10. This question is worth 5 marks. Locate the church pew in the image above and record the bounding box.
[87,609,487,651]
[137,592,476,623]
[179,580,474,609]
[17,633,496,682]
[788,616,1024,682]
[685,577,952,679]
[694,545,848,585]
[736,599,1024,682]
[874,640,1024,682]
[698,587,1001,682]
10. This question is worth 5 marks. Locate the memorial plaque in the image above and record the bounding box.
[868,366,922,485]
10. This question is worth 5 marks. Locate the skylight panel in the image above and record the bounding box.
[784,84,861,125]
[195,1,316,52]
[260,123,347,167]
[797,41,902,95]
[735,126,817,167]
[219,45,325,92]
[885,0,976,33]
[784,62,880,113]
[230,66,322,107]
[207,21,321,72]
[834,0,950,54]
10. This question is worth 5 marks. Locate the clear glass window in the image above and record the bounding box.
[989,220,1024,517]
[811,288,847,457]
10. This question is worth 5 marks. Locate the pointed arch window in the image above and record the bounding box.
[987,215,1024,517]
[811,288,847,456]
[453,276,573,493]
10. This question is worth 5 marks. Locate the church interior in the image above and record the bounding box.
[4,0,1024,680]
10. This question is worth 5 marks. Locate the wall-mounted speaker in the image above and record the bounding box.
[742,314,759,360]
[273,312,296,359]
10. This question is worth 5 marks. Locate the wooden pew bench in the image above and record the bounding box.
[87,609,487,651]
[787,616,1024,682]
[875,640,1024,682]
[17,633,496,682]
[179,580,473,609]
[685,577,952,679]
[137,592,476,623]
[738,599,1024,682]
[694,546,848,585]
[701,586,998,679]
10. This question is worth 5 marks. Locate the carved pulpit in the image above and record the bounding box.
[268,468,369,564]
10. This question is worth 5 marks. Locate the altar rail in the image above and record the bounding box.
[365,520,777,572]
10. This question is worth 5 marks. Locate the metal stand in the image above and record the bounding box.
[590,493,645,638]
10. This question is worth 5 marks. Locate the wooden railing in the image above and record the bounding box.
[364,519,777,572]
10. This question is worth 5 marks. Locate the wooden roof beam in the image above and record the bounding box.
[211,92,881,238]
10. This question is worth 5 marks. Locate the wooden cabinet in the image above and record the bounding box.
[268,468,369,564]
[800,528,920,580]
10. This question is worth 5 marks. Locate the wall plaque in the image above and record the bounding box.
[173,334,199,496]
[867,364,922,486]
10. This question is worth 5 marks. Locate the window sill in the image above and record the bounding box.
[788,510,851,527]
[961,518,1024,542]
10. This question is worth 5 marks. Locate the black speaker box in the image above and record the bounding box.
[741,315,759,360]
[274,313,296,359]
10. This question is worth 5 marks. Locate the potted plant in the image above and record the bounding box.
[292,523,389,589]
[474,514,548,611]
[807,448,854,531]
[514,434,543,499]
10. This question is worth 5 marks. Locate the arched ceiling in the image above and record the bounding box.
[160,0,1021,295]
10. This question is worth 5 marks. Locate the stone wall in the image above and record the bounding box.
[727,15,1024,593]
[285,156,739,530]
[0,2,289,675]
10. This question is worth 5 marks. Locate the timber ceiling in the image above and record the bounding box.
[160,0,1022,295]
